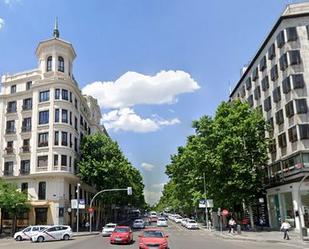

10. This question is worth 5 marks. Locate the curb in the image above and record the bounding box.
[73,232,100,237]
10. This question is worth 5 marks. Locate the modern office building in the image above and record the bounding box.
[0,22,104,230]
[230,3,309,231]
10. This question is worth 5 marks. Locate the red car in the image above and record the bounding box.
[139,228,169,249]
[110,226,133,245]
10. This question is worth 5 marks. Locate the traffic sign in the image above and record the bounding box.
[88,207,94,213]
[222,209,229,216]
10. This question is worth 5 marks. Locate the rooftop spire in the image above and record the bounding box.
[53,17,59,38]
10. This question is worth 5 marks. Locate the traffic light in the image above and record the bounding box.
[127,187,132,195]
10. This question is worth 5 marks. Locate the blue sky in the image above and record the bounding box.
[0,0,305,204]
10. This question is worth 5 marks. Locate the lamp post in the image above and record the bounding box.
[76,183,80,233]
[203,172,209,229]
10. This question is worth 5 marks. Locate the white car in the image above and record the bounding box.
[181,218,190,227]
[14,225,50,241]
[157,217,168,227]
[132,219,145,229]
[102,223,117,236]
[186,220,199,229]
[31,225,73,242]
[174,215,183,223]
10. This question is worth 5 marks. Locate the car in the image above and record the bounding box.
[186,220,199,229]
[138,228,169,249]
[102,223,117,237]
[110,226,133,244]
[14,225,50,241]
[181,218,190,227]
[133,219,145,229]
[157,217,168,227]
[149,211,158,223]
[31,225,73,242]
[174,215,183,223]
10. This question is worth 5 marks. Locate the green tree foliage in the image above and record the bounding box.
[78,133,146,208]
[158,100,268,214]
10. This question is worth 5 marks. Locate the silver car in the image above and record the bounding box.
[132,219,145,229]
[102,223,117,236]
[14,225,50,241]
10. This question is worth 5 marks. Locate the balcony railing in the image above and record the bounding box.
[7,108,17,113]
[6,128,16,134]
[4,147,14,155]
[20,168,30,175]
[21,126,31,132]
[20,146,30,153]
[36,166,48,172]
[22,105,32,111]
[4,170,13,176]
[38,142,48,147]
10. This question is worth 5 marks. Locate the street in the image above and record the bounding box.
[0,221,305,249]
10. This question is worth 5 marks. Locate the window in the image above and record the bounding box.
[259,56,267,71]
[58,56,64,72]
[70,133,72,147]
[62,89,68,100]
[75,117,78,130]
[277,30,285,48]
[275,109,284,125]
[261,76,269,91]
[69,112,72,125]
[20,160,30,175]
[240,86,246,97]
[269,139,276,153]
[273,87,281,103]
[55,109,60,122]
[4,161,13,176]
[295,99,308,114]
[268,43,276,60]
[282,77,291,94]
[307,25,309,40]
[69,92,73,103]
[46,56,52,72]
[7,101,17,113]
[292,74,304,89]
[88,127,91,135]
[38,132,48,147]
[38,182,46,200]
[23,98,32,110]
[54,154,58,166]
[39,90,50,102]
[270,65,278,81]
[5,141,13,154]
[264,96,271,112]
[288,126,298,142]
[61,132,68,146]
[267,117,274,132]
[11,85,16,94]
[39,110,49,124]
[278,132,287,148]
[61,155,67,166]
[279,53,288,71]
[299,124,309,139]
[252,67,259,81]
[22,117,31,132]
[54,131,59,145]
[75,98,78,109]
[289,50,301,65]
[6,120,15,134]
[21,182,28,194]
[62,109,68,123]
[247,95,253,107]
[285,101,294,118]
[74,137,78,152]
[245,77,252,90]
[37,156,48,168]
[55,89,60,99]
[22,139,30,153]
[26,81,32,90]
[286,27,297,42]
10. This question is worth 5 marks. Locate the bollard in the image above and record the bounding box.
[237,224,241,234]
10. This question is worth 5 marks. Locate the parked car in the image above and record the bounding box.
[133,219,145,229]
[181,218,190,227]
[110,226,133,244]
[174,215,183,223]
[157,217,168,227]
[102,223,117,237]
[14,225,50,241]
[139,228,169,249]
[31,225,73,242]
[186,220,199,229]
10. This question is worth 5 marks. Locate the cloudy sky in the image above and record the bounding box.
[0,0,303,204]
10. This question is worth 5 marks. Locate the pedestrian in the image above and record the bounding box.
[280,220,291,240]
[228,217,236,233]
[259,217,265,231]
[85,221,90,230]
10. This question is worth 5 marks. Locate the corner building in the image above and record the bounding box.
[0,24,104,229]
[230,3,309,231]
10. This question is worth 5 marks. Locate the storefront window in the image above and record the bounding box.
[301,190,309,228]
[280,192,295,227]
[268,194,281,228]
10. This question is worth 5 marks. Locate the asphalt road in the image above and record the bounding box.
[0,221,306,249]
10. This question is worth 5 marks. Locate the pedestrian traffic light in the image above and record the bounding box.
[127,187,132,195]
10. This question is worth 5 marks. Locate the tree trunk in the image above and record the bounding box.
[248,205,255,231]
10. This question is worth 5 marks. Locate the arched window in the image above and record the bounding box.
[46,56,52,72]
[58,56,64,72]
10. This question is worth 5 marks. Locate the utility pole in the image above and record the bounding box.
[76,183,80,233]
[203,172,209,229]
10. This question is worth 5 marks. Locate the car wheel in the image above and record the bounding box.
[63,234,70,240]
[15,235,22,241]
[37,236,44,243]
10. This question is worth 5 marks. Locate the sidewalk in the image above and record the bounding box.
[73,231,100,237]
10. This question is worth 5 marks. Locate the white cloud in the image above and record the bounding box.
[144,189,162,205]
[152,183,165,189]
[3,0,20,5]
[0,18,4,30]
[141,162,155,171]
[102,108,180,133]
[82,70,200,109]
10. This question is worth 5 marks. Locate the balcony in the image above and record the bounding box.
[4,147,14,155]
[20,168,30,175]
[20,146,30,153]
[38,142,48,147]
[21,126,31,132]
[22,105,32,111]
[7,108,17,114]
[6,128,16,134]
[36,166,48,172]
[3,170,13,176]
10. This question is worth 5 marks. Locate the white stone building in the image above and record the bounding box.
[230,3,309,231]
[0,22,104,229]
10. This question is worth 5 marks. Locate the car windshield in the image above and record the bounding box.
[105,224,116,228]
[135,220,143,223]
[143,231,164,238]
[189,221,196,223]
[114,228,129,233]
[158,218,166,221]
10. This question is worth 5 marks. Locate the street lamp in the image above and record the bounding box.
[76,183,81,233]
